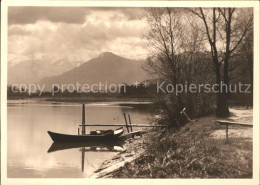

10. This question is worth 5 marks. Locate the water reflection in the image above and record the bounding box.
[48,141,125,172]
[47,141,125,153]
[8,99,154,178]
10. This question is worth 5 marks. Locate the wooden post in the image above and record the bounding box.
[123,113,129,133]
[82,104,86,135]
[128,114,133,132]
[226,124,229,140]
[78,128,80,135]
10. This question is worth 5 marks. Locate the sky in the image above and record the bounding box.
[8,7,148,65]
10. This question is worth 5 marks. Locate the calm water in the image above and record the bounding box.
[7,99,154,178]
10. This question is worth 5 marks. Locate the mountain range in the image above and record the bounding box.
[8,57,83,85]
[35,52,148,91]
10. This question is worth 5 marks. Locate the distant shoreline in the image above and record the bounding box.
[7,96,153,103]
[45,97,153,103]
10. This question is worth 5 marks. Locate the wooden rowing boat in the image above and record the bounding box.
[48,127,124,142]
[47,104,126,142]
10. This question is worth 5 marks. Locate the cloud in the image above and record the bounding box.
[8,7,90,25]
[8,25,31,36]
[8,10,148,65]
[93,7,145,20]
[8,7,145,25]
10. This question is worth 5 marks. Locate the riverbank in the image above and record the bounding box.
[93,107,253,178]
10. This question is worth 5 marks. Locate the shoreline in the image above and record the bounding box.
[92,107,253,178]
[7,96,252,108]
[7,96,153,104]
[90,129,153,178]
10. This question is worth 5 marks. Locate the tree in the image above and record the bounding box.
[228,22,253,107]
[144,8,214,127]
[240,25,253,86]
[190,8,253,117]
[144,8,187,127]
[52,85,60,95]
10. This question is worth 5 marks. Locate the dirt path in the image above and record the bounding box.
[211,107,253,140]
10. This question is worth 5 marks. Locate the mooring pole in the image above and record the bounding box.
[123,113,129,133]
[226,124,229,140]
[128,114,133,132]
[81,147,85,172]
[82,104,86,135]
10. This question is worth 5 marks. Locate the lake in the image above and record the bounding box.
[7,99,155,178]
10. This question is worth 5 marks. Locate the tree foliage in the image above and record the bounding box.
[144,7,253,127]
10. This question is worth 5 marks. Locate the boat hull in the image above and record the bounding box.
[48,128,123,142]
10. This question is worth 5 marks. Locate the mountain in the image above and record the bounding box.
[8,58,81,85]
[39,52,148,91]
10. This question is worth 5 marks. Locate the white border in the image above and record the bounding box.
[1,1,259,185]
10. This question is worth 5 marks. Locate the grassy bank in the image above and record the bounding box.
[104,115,252,178]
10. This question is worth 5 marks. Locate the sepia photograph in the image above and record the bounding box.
[1,0,259,184]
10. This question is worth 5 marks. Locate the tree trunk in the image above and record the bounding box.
[215,65,230,117]
[216,92,230,117]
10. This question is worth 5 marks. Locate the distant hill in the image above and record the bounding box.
[39,52,148,91]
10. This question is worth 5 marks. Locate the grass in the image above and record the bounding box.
[110,116,252,178]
